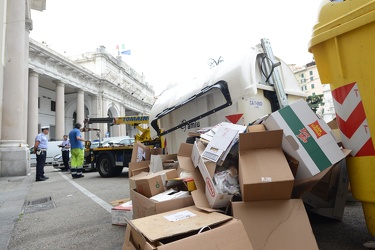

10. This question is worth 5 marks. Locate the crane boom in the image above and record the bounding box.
[84,115,149,127]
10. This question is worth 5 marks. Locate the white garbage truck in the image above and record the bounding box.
[149,38,307,153]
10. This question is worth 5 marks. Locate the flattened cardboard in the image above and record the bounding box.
[123,218,253,250]
[201,126,238,163]
[239,130,294,201]
[131,188,194,219]
[129,206,232,242]
[232,199,319,250]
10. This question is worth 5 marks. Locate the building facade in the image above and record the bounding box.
[29,40,155,142]
[292,61,336,122]
[0,0,155,177]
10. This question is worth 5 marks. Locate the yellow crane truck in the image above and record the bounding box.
[83,115,163,177]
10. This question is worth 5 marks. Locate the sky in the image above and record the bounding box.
[30,0,322,95]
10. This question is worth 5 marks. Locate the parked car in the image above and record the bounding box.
[93,136,134,147]
[118,137,135,146]
[52,137,134,170]
[52,152,71,170]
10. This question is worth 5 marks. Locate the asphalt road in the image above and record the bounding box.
[4,165,375,250]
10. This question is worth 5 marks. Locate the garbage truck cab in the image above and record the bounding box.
[150,38,308,153]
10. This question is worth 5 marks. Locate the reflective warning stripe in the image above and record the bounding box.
[225,114,243,124]
[332,82,375,156]
[279,106,331,171]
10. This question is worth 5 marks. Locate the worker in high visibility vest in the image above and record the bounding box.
[69,123,86,179]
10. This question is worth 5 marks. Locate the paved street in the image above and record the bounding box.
[2,166,129,250]
[1,165,375,250]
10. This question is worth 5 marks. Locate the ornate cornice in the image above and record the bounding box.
[29,38,154,112]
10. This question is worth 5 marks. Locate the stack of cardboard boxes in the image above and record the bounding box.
[119,99,349,249]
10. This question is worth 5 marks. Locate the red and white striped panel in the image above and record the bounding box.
[332,82,375,156]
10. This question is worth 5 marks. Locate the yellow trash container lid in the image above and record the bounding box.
[309,0,375,52]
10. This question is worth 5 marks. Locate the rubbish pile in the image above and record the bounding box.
[114,99,350,250]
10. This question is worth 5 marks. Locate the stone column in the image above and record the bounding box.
[27,70,39,147]
[55,80,65,139]
[0,0,30,177]
[77,89,85,126]
[101,95,108,137]
[120,105,125,136]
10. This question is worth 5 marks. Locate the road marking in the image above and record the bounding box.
[60,173,112,213]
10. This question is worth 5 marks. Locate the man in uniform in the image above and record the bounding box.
[69,123,86,179]
[33,126,50,182]
[59,135,71,172]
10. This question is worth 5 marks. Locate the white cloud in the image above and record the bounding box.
[30,0,322,95]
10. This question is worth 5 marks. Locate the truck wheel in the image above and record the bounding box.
[97,154,115,178]
[112,166,124,177]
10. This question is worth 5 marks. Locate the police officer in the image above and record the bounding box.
[33,126,50,182]
[59,135,71,172]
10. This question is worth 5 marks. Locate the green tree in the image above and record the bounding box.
[306,94,324,113]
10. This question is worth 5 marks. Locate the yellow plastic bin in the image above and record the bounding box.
[309,0,375,236]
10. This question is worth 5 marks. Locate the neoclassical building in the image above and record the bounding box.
[0,0,155,177]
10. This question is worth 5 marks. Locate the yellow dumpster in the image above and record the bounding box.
[309,0,375,236]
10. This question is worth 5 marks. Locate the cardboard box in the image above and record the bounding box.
[150,154,178,173]
[131,188,194,219]
[192,141,234,208]
[110,198,131,207]
[150,189,190,202]
[175,143,223,212]
[131,143,152,163]
[292,149,351,198]
[246,124,266,133]
[111,200,132,226]
[165,177,196,192]
[129,170,178,201]
[156,169,179,187]
[129,171,149,193]
[130,146,203,219]
[292,149,351,220]
[327,118,342,145]
[135,174,162,198]
[130,143,164,164]
[128,160,150,177]
[264,99,346,180]
[238,130,294,201]
[232,199,318,250]
[135,173,165,198]
[123,206,253,250]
